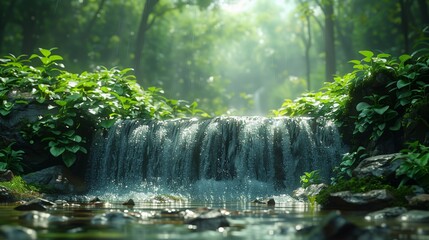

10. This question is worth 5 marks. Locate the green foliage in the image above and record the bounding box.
[0,48,207,168]
[272,72,353,120]
[300,170,321,189]
[0,142,25,174]
[332,146,368,183]
[0,176,40,199]
[395,141,429,189]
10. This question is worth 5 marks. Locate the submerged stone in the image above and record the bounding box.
[0,225,37,240]
[122,199,135,206]
[365,207,408,221]
[91,212,137,225]
[185,209,230,231]
[398,210,429,223]
[19,211,69,228]
[251,198,275,206]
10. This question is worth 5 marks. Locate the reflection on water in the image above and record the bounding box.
[1,197,428,239]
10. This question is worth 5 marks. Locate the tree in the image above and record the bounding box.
[316,0,336,82]
[134,0,160,81]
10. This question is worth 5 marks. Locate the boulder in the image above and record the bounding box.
[398,210,429,223]
[91,212,137,226]
[306,211,387,240]
[19,211,69,228]
[293,184,327,199]
[322,189,394,210]
[0,170,14,182]
[408,194,429,209]
[250,198,275,206]
[0,186,16,203]
[365,207,408,221]
[0,225,37,240]
[22,166,76,194]
[14,198,54,211]
[185,209,230,231]
[352,154,402,179]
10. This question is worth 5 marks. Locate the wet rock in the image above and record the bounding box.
[91,212,137,225]
[323,189,394,210]
[22,166,75,194]
[408,194,429,209]
[19,211,69,228]
[14,198,55,211]
[307,211,386,240]
[0,225,37,240]
[185,209,230,231]
[293,184,327,199]
[122,199,135,206]
[54,199,69,206]
[0,186,16,203]
[398,210,429,222]
[89,197,101,203]
[365,207,408,221]
[352,154,402,179]
[251,198,275,206]
[0,170,14,182]
[14,202,47,211]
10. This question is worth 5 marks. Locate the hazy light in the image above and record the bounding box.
[220,0,254,13]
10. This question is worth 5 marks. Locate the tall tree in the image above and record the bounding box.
[134,0,160,81]
[0,1,16,53]
[316,0,336,82]
[297,1,313,90]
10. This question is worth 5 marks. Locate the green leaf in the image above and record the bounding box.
[356,102,370,111]
[0,162,7,170]
[389,120,401,131]
[100,119,116,128]
[66,145,80,153]
[359,50,374,58]
[62,152,76,167]
[50,146,65,157]
[55,100,68,106]
[39,48,51,57]
[399,54,412,64]
[374,106,389,115]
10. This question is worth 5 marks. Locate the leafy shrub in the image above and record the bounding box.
[0,48,208,168]
[0,142,25,175]
[395,141,429,189]
[300,170,321,189]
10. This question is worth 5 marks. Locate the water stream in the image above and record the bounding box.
[87,116,346,201]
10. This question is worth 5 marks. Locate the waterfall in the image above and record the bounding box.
[87,116,346,201]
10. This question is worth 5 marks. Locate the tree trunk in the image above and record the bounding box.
[418,0,429,26]
[0,1,16,53]
[134,0,159,82]
[21,9,38,54]
[323,0,336,82]
[399,0,410,53]
[304,14,312,91]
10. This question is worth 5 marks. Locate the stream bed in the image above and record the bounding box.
[1,195,428,239]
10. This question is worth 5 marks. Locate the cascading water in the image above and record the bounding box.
[87,116,346,201]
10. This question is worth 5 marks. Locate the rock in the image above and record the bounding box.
[408,194,429,209]
[91,212,136,225]
[22,166,75,194]
[0,170,14,182]
[293,184,327,199]
[365,207,408,221]
[185,209,230,231]
[122,199,135,206]
[0,186,16,203]
[0,225,37,240]
[398,210,429,222]
[251,198,275,206]
[352,154,402,179]
[306,211,386,240]
[322,189,394,210]
[19,211,69,228]
[14,198,55,211]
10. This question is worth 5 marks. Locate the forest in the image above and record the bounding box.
[1,0,427,115]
